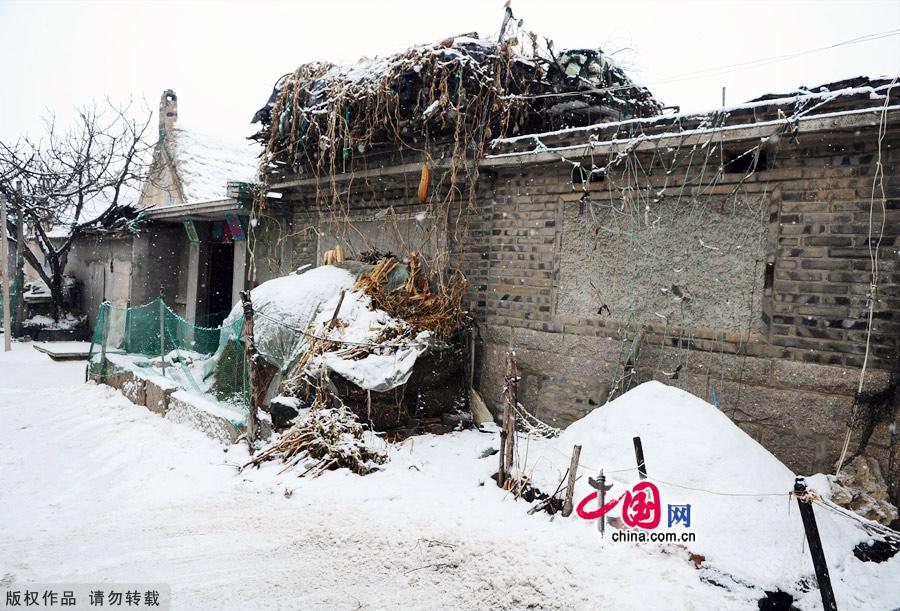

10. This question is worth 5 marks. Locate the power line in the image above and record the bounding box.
[502,29,900,103]
[651,28,900,86]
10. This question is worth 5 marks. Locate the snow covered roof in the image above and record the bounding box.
[488,76,899,158]
[44,185,142,239]
[166,126,259,204]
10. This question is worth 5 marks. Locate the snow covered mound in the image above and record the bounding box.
[221,265,430,391]
[305,289,431,391]
[548,381,795,495]
[223,265,356,366]
[526,382,900,608]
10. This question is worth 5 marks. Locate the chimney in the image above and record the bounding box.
[159,89,178,139]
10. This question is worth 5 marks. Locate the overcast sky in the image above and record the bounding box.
[1,0,898,143]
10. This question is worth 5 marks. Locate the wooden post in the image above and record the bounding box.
[498,405,508,488]
[99,301,111,381]
[794,477,838,611]
[327,289,346,330]
[506,354,518,477]
[467,326,475,392]
[159,288,166,375]
[502,352,518,488]
[633,436,647,479]
[562,445,582,517]
[504,401,516,482]
[123,299,132,353]
[1,193,10,352]
[240,290,261,446]
[13,181,24,337]
[597,471,610,536]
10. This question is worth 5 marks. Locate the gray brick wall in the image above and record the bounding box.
[265,119,900,488]
[484,129,896,484]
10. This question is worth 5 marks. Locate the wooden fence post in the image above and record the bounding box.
[159,288,166,376]
[498,407,508,488]
[588,470,613,536]
[794,477,838,611]
[13,180,24,337]
[633,436,647,479]
[562,445,582,517]
[123,299,131,353]
[240,290,261,447]
[1,194,10,352]
[99,301,110,381]
[498,352,518,489]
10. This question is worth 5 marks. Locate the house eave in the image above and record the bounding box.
[267,103,900,190]
[481,104,900,166]
[143,198,247,222]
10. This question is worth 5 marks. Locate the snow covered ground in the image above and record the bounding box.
[1,343,898,610]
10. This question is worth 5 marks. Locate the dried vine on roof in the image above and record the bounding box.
[251,35,659,175]
[248,31,659,289]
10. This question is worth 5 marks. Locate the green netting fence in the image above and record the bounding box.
[88,298,249,409]
[85,287,426,428]
[1,281,20,330]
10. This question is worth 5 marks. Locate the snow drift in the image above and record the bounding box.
[524,382,900,608]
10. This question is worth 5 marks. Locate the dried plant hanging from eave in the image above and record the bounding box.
[246,19,660,294]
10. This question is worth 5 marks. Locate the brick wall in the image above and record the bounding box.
[468,122,898,484]
[266,116,899,490]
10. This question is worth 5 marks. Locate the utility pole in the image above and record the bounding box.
[1,193,11,351]
[14,181,25,337]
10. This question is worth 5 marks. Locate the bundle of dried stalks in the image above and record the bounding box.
[355,254,466,337]
[243,398,387,476]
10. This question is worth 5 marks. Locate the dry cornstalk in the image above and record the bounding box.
[243,400,387,477]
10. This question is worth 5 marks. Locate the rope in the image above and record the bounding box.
[532,441,789,497]
[162,300,231,333]
[811,497,900,538]
[835,75,899,476]
[645,475,790,498]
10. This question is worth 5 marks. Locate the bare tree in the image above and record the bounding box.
[0,101,152,319]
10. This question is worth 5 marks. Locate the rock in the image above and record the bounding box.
[305,334,468,433]
[829,455,899,525]
[143,377,177,415]
[270,396,300,429]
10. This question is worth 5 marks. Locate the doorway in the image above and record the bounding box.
[205,242,234,327]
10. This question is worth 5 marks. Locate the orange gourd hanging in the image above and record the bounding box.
[417,163,430,204]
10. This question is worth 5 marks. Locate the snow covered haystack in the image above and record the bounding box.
[220,264,467,432]
[524,382,900,608]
